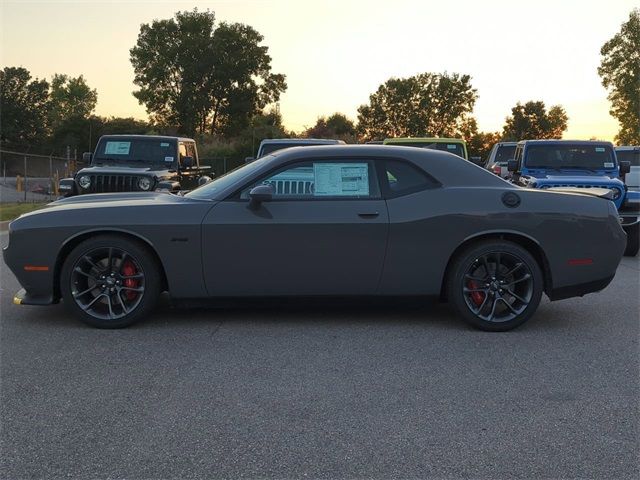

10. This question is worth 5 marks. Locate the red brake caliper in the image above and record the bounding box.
[121,260,138,301]
[467,279,485,307]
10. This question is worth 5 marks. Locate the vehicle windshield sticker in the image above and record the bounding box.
[160,142,170,147]
[447,144,457,150]
[164,156,174,162]
[313,163,369,196]
[595,147,605,152]
[604,162,614,168]
[104,141,131,155]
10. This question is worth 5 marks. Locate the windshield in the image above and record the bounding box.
[617,149,640,166]
[388,141,466,159]
[494,145,516,164]
[93,139,177,165]
[185,155,272,200]
[524,144,616,170]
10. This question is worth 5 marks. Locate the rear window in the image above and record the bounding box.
[382,159,439,197]
[617,149,640,167]
[494,145,516,164]
[388,141,466,159]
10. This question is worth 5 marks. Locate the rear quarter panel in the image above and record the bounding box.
[379,187,625,296]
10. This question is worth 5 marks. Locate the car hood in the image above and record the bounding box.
[78,165,170,176]
[527,173,623,186]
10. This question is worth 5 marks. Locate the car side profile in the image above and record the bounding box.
[4,146,625,331]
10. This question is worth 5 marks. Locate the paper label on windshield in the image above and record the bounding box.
[313,163,369,196]
[164,156,174,162]
[595,147,605,152]
[604,162,614,168]
[447,144,457,150]
[160,142,170,147]
[104,141,131,155]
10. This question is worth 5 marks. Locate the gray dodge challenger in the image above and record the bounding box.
[3,145,626,331]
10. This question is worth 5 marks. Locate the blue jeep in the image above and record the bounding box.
[508,140,638,256]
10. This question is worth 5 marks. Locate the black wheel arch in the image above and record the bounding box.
[440,231,553,301]
[53,229,169,300]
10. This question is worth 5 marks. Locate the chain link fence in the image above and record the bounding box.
[1,149,75,202]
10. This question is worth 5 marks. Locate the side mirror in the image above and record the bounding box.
[470,156,483,165]
[198,176,212,186]
[507,159,518,172]
[248,184,274,209]
[182,156,194,169]
[245,156,255,164]
[619,160,631,176]
[82,152,92,163]
[58,178,77,197]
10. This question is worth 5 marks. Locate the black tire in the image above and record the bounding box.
[623,224,639,257]
[60,235,162,328]
[447,240,544,332]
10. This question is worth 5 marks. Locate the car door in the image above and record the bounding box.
[201,158,389,296]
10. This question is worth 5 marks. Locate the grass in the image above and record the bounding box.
[1,203,47,222]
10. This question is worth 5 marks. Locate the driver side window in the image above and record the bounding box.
[240,160,379,200]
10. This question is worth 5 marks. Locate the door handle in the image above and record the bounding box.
[358,212,379,218]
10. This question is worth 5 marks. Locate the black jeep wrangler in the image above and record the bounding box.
[59,135,212,196]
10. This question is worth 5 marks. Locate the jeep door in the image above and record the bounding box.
[201,158,389,296]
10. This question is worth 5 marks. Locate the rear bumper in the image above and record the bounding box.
[548,275,615,301]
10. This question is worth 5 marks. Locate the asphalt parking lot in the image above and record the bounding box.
[1,234,638,479]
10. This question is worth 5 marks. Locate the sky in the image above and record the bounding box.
[1,0,636,140]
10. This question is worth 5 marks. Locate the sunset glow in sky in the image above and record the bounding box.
[2,0,636,140]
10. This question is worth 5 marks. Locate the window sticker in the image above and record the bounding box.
[164,156,174,162]
[104,141,131,155]
[604,162,614,168]
[313,163,369,196]
[595,147,605,152]
[447,144,457,150]
[160,142,170,147]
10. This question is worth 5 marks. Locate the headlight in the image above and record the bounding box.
[78,175,91,189]
[138,177,152,191]
[611,188,622,200]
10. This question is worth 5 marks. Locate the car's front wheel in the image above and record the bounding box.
[60,235,162,328]
[447,240,544,332]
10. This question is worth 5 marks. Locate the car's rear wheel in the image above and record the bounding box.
[447,240,543,331]
[60,235,161,328]
[623,224,639,257]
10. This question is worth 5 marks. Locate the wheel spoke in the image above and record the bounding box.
[465,273,486,282]
[120,286,144,293]
[494,252,501,276]
[505,288,527,304]
[503,262,523,278]
[74,267,98,281]
[116,291,130,314]
[498,297,518,314]
[473,293,490,314]
[81,293,105,311]
[481,256,491,278]
[82,256,102,272]
[107,247,114,271]
[73,285,97,298]
[120,273,144,279]
[463,287,488,293]
[106,294,115,319]
[487,297,499,321]
[505,273,531,286]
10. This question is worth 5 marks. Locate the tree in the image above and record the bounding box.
[305,112,356,141]
[598,9,640,144]
[130,9,286,137]
[0,67,50,147]
[48,74,97,130]
[502,101,568,141]
[356,72,478,141]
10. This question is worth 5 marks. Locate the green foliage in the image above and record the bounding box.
[48,74,97,130]
[502,101,568,141]
[598,9,640,145]
[356,72,478,141]
[305,113,356,142]
[0,67,50,147]
[130,8,287,137]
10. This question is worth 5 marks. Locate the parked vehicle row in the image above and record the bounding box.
[5,145,626,332]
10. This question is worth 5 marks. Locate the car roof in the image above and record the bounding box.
[99,134,195,142]
[259,138,345,145]
[615,145,640,151]
[384,137,466,144]
[517,139,614,147]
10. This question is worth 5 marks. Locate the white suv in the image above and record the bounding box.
[616,146,640,190]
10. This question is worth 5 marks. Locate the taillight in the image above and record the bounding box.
[492,165,501,175]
